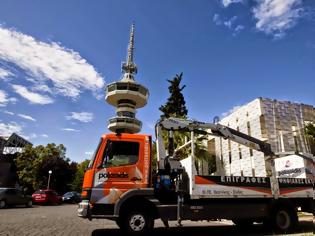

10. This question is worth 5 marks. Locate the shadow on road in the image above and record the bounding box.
[91,219,314,236]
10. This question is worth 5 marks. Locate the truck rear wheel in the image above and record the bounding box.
[121,208,154,235]
[270,205,298,233]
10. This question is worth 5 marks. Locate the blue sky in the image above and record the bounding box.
[0,0,314,163]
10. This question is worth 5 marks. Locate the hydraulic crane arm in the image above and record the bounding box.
[155,117,274,163]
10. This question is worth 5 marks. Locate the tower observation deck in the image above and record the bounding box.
[105,24,149,133]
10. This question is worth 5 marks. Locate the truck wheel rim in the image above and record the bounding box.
[276,210,290,229]
[130,214,145,231]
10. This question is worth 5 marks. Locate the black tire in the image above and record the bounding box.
[25,200,32,208]
[0,200,6,209]
[121,208,154,235]
[271,205,298,233]
[232,219,254,228]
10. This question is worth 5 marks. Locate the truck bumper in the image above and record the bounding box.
[77,200,89,218]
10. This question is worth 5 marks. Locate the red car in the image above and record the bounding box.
[32,189,62,205]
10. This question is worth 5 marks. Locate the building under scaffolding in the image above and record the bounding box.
[0,133,32,187]
[0,133,32,154]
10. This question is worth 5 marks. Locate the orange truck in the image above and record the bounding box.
[78,117,314,234]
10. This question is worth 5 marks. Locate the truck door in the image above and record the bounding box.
[91,138,147,204]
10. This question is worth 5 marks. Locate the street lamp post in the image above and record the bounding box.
[47,170,52,189]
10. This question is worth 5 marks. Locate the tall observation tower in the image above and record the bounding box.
[105,24,149,133]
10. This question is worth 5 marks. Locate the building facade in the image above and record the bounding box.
[211,98,315,177]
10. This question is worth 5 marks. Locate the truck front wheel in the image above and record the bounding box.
[121,209,154,235]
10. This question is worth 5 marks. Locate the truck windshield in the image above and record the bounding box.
[103,141,139,167]
[87,139,102,169]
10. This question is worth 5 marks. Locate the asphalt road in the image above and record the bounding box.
[0,204,313,236]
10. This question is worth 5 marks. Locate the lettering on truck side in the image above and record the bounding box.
[221,176,267,184]
[98,172,129,181]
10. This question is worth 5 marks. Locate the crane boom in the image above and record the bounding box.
[156,117,273,160]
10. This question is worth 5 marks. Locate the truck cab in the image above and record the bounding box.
[78,133,152,219]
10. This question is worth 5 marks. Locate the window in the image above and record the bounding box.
[292,125,300,152]
[102,141,139,167]
[88,139,102,169]
[247,121,251,136]
[117,111,135,118]
[229,151,232,164]
[249,148,253,156]
[293,136,299,152]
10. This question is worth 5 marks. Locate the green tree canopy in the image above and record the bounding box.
[71,159,90,192]
[305,123,315,138]
[16,143,77,194]
[159,73,188,118]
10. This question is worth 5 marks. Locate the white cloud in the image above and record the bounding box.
[61,128,80,132]
[29,133,37,139]
[223,16,238,29]
[213,14,222,25]
[18,113,36,122]
[0,90,16,106]
[3,110,14,115]
[85,151,93,155]
[32,84,53,94]
[66,112,94,123]
[222,0,244,8]
[12,84,54,105]
[234,25,245,35]
[0,90,9,106]
[0,26,105,100]
[252,0,303,38]
[41,134,49,138]
[0,67,13,79]
[221,105,242,118]
[0,122,22,137]
[214,15,244,36]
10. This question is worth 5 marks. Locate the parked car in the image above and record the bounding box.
[32,189,62,205]
[62,191,82,203]
[0,187,32,208]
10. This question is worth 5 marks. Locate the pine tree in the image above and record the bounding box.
[158,73,216,174]
[159,73,188,118]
